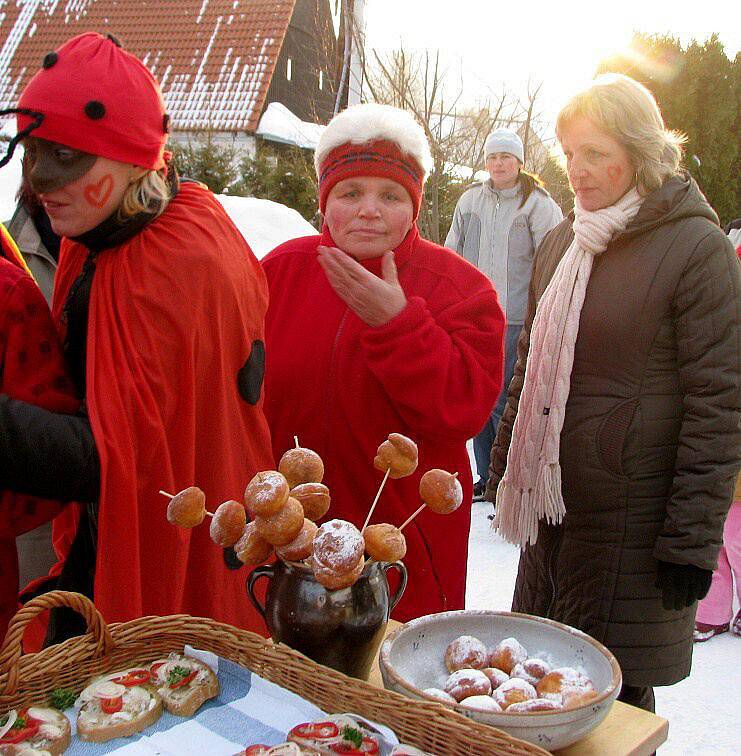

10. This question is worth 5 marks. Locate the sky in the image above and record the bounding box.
[362,0,738,139]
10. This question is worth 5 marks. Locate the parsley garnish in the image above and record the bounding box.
[341,725,363,748]
[49,688,77,710]
[11,715,26,730]
[166,665,191,685]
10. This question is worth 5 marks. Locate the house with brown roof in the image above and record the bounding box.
[0,0,356,152]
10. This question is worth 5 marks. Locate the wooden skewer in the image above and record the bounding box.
[399,503,426,532]
[362,467,390,532]
[158,489,213,517]
[294,436,300,449]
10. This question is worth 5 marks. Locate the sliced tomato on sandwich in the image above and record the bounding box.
[100,696,123,714]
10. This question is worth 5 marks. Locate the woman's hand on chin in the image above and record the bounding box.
[317,245,406,327]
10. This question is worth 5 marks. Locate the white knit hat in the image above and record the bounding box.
[485,128,524,163]
[314,103,433,181]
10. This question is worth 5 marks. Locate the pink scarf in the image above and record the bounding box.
[494,188,643,546]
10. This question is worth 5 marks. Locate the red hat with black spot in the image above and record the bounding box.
[16,32,168,170]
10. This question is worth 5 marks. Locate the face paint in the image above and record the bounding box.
[607,165,623,181]
[83,173,115,208]
[23,137,97,195]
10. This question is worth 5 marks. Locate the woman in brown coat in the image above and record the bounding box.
[487,74,740,712]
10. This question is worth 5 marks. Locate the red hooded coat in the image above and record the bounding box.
[50,183,274,630]
[262,225,504,621]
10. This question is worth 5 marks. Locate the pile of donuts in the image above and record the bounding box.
[422,635,597,714]
[163,432,464,592]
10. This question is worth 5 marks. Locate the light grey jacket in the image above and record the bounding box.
[445,180,562,324]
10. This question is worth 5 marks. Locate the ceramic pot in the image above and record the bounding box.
[247,558,407,679]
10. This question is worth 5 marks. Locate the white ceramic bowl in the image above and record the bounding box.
[380,610,622,751]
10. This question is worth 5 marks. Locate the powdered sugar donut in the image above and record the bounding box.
[166,486,206,528]
[290,482,331,521]
[278,447,324,489]
[507,698,563,713]
[537,667,595,700]
[443,669,492,702]
[310,553,365,590]
[459,695,502,712]
[373,433,418,479]
[276,518,318,562]
[422,687,457,704]
[254,496,304,546]
[313,519,365,572]
[444,635,488,672]
[562,688,599,709]
[233,521,273,565]
[244,471,290,517]
[493,677,537,709]
[363,523,407,562]
[482,667,510,690]
[511,658,551,686]
[209,500,247,547]
[489,637,528,674]
[419,469,463,514]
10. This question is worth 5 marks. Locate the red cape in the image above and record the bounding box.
[51,183,274,629]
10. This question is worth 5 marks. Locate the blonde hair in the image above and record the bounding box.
[118,168,171,221]
[556,73,686,194]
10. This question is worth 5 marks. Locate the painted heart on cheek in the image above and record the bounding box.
[84,173,114,208]
[607,165,623,181]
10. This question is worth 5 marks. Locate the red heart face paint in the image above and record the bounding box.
[84,173,114,207]
[36,155,137,238]
[559,116,634,211]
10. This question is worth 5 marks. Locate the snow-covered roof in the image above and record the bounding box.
[0,0,296,133]
[256,102,324,150]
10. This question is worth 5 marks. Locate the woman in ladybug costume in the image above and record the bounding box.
[0,33,274,641]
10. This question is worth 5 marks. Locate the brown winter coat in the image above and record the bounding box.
[487,174,741,687]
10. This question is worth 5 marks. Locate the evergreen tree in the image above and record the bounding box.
[169,134,239,194]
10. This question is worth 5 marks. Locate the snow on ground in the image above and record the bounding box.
[466,501,741,754]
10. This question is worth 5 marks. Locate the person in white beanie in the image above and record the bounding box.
[261,103,505,621]
[445,127,562,500]
[489,73,740,713]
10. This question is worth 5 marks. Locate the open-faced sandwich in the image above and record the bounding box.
[148,653,220,717]
[0,706,71,755]
[76,677,163,743]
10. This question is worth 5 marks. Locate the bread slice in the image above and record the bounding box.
[0,706,71,755]
[148,654,219,717]
[76,682,163,743]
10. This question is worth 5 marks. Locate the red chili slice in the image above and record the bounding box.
[113,669,151,687]
[169,670,198,689]
[100,696,123,714]
[243,746,272,755]
[290,721,340,740]
[150,662,165,675]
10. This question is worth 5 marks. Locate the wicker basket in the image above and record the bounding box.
[0,591,548,756]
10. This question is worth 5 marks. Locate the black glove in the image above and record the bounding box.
[655,561,713,611]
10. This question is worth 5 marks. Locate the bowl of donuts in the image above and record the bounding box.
[379,609,622,751]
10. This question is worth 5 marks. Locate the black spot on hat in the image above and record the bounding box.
[162,114,170,134]
[42,52,58,69]
[84,100,106,120]
[106,33,123,48]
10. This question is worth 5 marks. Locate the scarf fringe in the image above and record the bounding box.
[492,462,566,547]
